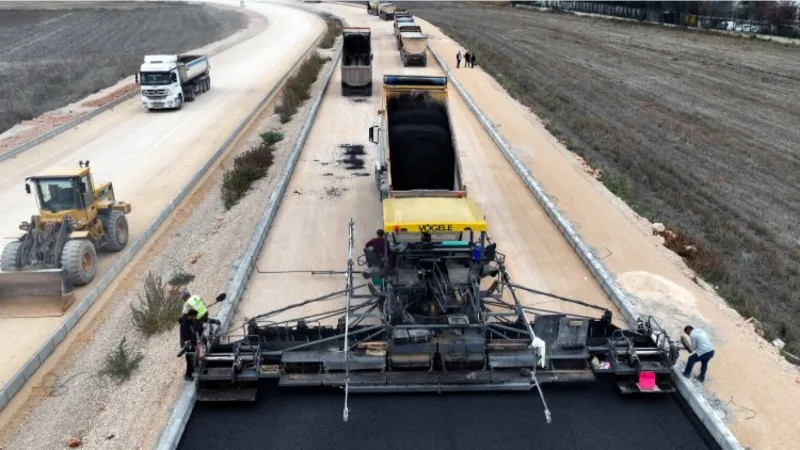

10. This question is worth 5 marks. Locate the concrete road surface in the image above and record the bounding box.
[0,1,324,389]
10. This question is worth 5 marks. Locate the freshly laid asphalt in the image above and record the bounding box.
[178,379,714,450]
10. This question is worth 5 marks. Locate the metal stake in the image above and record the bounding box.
[342,218,355,422]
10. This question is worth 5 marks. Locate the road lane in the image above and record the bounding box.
[0,1,325,388]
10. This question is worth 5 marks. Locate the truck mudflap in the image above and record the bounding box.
[0,268,76,318]
[342,81,373,97]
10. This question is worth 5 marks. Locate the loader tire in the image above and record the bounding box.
[0,241,23,271]
[101,210,128,252]
[61,239,97,286]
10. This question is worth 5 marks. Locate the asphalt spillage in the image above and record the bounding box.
[337,144,366,170]
[179,379,713,450]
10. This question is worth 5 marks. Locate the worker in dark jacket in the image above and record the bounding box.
[470,52,476,68]
[179,309,200,381]
[365,229,388,259]
[464,51,471,68]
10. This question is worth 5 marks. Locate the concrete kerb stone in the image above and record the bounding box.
[0,14,266,163]
[427,46,744,450]
[0,15,290,417]
[153,24,340,450]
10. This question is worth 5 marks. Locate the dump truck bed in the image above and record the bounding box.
[382,75,463,196]
[342,27,373,96]
[399,32,427,54]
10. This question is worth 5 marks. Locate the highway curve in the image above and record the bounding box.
[0,1,324,391]
[181,4,713,450]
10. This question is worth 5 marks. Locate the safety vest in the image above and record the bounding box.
[185,295,207,320]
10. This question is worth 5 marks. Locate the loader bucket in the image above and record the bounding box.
[0,268,76,318]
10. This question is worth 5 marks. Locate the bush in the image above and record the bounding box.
[100,337,144,383]
[221,141,276,209]
[260,130,284,145]
[319,17,343,49]
[131,272,184,336]
[274,52,330,123]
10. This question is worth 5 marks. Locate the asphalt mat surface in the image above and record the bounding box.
[179,380,713,450]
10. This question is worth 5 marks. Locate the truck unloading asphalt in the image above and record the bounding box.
[370,75,462,196]
[341,27,373,96]
[139,54,211,111]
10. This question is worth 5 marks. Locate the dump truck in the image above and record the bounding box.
[393,8,410,20]
[366,1,378,15]
[397,30,428,66]
[341,27,373,97]
[0,161,131,317]
[368,75,464,200]
[393,16,415,38]
[138,54,211,111]
[377,2,396,20]
[395,23,421,45]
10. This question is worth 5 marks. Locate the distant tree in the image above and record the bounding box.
[754,1,797,27]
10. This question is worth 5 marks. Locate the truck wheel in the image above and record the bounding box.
[61,239,97,286]
[175,96,183,110]
[1,241,24,271]
[100,210,129,252]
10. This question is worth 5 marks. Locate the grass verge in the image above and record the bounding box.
[274,52,331,124]
[319,16,343,49]
[221,16,334,209]
[221,140,278,209]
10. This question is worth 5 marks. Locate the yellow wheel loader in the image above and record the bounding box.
[0,161,132,317]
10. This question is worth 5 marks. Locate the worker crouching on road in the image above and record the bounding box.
[179,309,201,381]
[682,325,715,383]
[181,289,209,336]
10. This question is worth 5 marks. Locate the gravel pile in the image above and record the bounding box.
[0,47,336,450]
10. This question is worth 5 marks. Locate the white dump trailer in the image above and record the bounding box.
[138,54,211,111]
[367,1,378,15]
[378,2,396,20]
[398,31,428,67]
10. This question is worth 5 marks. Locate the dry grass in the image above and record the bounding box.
[319,16,344,49]
[221,140,278,210]
[0,3,247,134]
[274,52,330,123]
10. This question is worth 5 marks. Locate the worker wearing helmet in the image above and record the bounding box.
[181,289,209,335]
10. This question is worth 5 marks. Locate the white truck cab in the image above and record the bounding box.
[139,54,210,111]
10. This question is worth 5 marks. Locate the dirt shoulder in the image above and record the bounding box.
[0,1,253,150]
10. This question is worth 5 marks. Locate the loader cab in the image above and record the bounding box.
[25,164,96,221]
